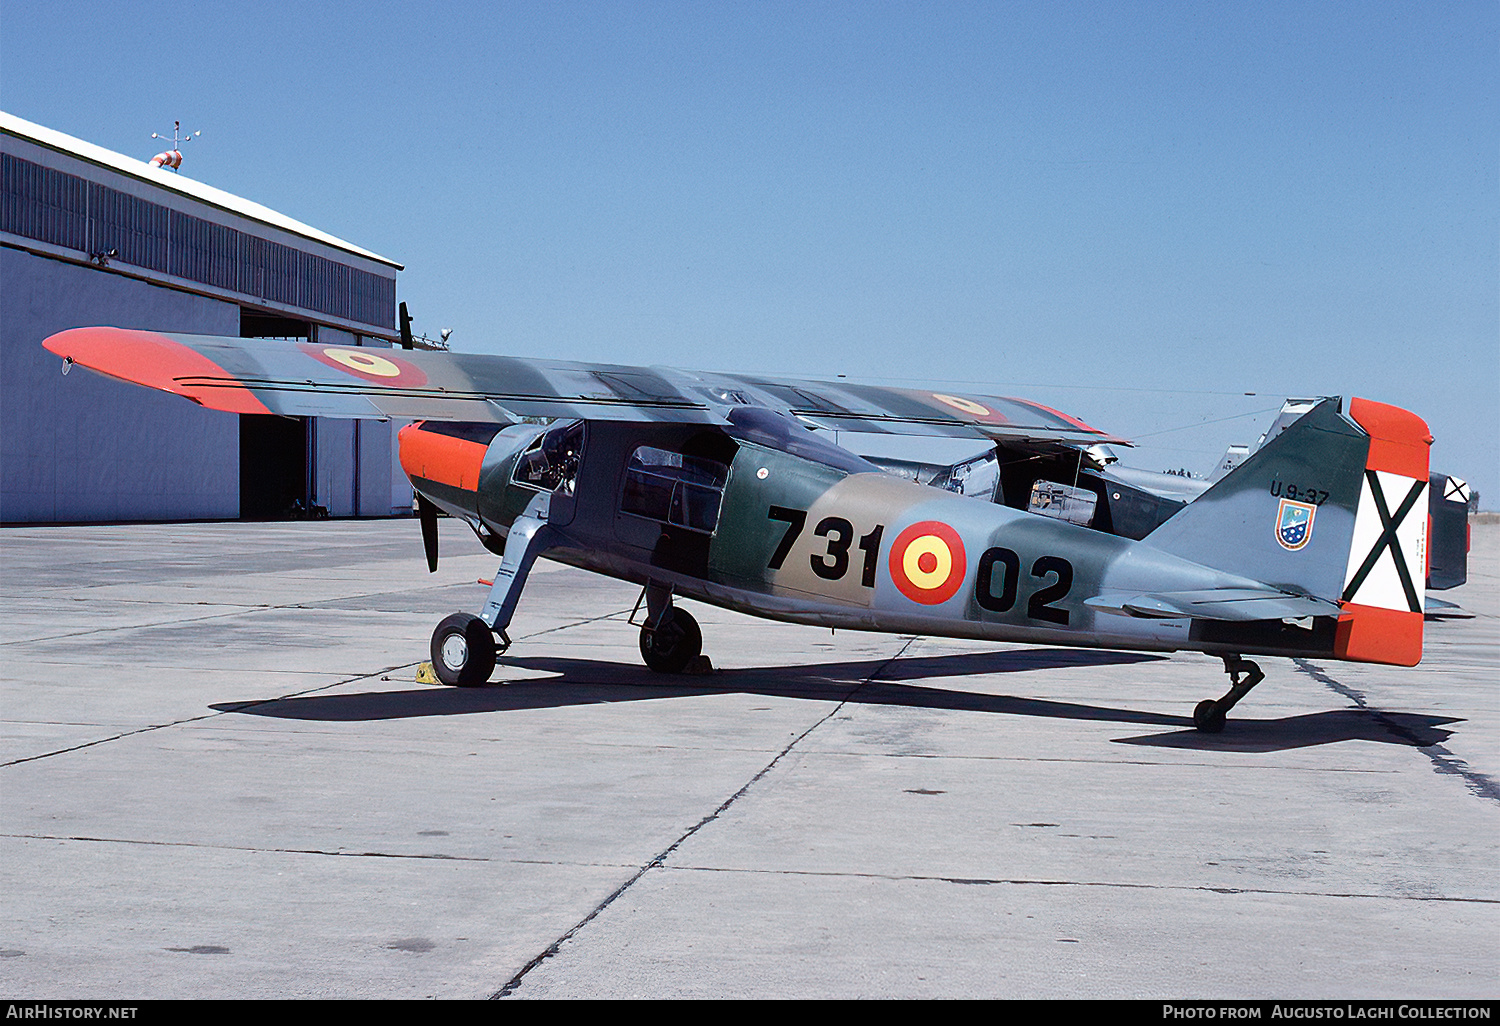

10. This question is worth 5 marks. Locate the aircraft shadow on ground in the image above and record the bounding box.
[211,648,1459,751]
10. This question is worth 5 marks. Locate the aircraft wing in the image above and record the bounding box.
[683,370,1125,445]
[43,327,1126,448]
[42,327,721,425]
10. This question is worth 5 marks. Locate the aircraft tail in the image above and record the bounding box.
[1427,472,1471,591]
[1144,397,1431,665]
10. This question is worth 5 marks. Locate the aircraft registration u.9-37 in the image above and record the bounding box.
[43,327,1471,732]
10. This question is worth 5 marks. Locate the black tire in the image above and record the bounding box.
[639,607,702,674]
[1193,699,1227,734]
[431,613,497,687]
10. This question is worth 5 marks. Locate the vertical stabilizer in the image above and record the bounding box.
[1334,399,1431,666]
[1145,397,1367,602]
[1144,396,1431,666]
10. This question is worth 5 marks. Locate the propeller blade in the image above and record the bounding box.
[399,302,414,350]
[417,492,439,572]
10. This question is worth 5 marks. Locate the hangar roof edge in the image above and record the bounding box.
[0,111,403,272]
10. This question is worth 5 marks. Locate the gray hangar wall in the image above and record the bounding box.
[1,112,412,524]
[2,247,241,522]
[1,249,408,524]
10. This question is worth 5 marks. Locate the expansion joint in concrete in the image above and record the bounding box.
[491,636,920,999]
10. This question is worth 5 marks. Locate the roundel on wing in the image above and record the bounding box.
[889,520,967,605]
[929,393,1013,427]
[932,393,991,417]
[300,344,428,387]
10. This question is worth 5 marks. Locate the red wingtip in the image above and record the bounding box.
[43,327,272,416]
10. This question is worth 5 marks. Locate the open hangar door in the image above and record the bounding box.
[237,309,403,519]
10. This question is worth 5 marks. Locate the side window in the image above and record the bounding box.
[512,421,585,495]
[621,446,729,534]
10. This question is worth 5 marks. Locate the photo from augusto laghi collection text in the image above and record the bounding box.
[1162,1006,1494,1020]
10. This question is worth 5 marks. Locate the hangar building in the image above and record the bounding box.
[1,112,411,522]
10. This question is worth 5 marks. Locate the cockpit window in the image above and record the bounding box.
[512,421,585,495]
[621,446,729,534]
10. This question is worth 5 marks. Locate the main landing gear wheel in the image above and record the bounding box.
[1192,656,1265,733]
[639,608,702,674]
[431,613,497,687]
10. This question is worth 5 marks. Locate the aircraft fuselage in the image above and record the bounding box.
[402,417,1338,662]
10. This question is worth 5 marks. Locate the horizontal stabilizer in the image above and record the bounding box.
[1423,596,1473,621]
[1086,588,1340,621]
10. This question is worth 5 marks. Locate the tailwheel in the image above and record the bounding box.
[431,613,497,687]
[1192,656,1264,733]
[1193,699,1227,734]
[639,607,702,674]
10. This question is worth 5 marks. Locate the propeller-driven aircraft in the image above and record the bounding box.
[43,327,1469,732]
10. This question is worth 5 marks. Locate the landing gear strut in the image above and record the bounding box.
[1192,655,1265,733]
[429,492,552,688]
[635,581,702,673]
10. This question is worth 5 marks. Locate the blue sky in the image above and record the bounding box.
[3,1,1495,501]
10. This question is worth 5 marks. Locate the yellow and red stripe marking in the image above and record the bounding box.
[928,393,1011,425]
[42,327,273,415]
[931,394,997,418]
[889,520,967,605]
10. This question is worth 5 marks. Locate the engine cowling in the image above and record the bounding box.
[398,420,582,537]
[397,421,503,522]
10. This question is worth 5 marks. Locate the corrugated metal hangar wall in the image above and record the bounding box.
[1,113,413,523]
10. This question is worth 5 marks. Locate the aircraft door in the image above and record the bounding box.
[468,420,588,534]
[616,444,732,576]
[509,420,585,526]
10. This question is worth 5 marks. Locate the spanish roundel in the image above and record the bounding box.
[299,344,428,387]
[889,521,967,605]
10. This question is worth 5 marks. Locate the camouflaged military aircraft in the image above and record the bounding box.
[44,326,1458,732]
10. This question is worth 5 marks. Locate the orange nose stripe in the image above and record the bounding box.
[398,424,487,492]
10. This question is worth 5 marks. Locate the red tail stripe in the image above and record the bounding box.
[1348,397,1431,479]
[1334,604,1423,667]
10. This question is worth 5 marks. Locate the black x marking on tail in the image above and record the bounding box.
[1341,471,1426,612]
